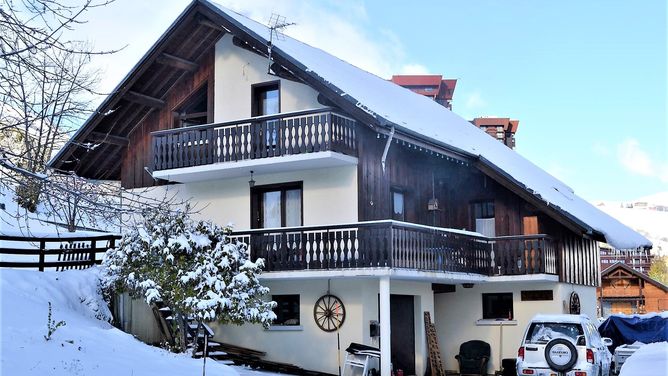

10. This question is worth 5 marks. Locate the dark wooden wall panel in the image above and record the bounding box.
[357,127,543,235]
[121,50,215,189]
[356,127,600,286]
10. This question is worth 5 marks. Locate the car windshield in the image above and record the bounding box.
[525,322,584,344]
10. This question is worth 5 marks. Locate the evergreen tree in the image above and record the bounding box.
[102,207,276,350]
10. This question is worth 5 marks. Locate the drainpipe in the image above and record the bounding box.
[381,126,395,174]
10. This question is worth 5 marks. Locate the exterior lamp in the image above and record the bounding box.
[249,170,255,188]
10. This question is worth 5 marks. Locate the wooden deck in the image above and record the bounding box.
[230,221,557,277]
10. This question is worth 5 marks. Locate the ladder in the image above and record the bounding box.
[424,311,445,376]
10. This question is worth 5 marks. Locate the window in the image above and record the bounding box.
[525,322,583,344]
[391,189,405,221]
[252,81,280,117]
[272,295,300,326]
[482,293,513,320]
[520,290,553,301]
[472,201,495,219]
[251,182,302,229]
[174,85,209,127]
[472,200,495,237]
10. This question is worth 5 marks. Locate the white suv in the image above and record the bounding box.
[517,314,613,376]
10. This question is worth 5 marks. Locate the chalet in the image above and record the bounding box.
[49,1,651,375]
[598,262,668,316]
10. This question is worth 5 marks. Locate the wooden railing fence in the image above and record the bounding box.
[152,108,357,171]
[230,221,556,277]
[0,234,120,271]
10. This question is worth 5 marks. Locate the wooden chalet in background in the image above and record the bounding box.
[49,1,652,375]
[598,262,668,316]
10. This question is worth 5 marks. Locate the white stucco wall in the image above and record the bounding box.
[214,34,323,122]
[139,164,358,230]
[434,281,597,373]
[211,277,434,375]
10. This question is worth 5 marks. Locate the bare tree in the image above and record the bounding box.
[0,0,193,234]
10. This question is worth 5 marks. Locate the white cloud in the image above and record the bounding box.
[617,138,668,181]
[218,0,428,79]
[399,63,431,75]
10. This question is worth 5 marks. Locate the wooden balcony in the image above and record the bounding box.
[230,221,558,277]
[151,108,357,178]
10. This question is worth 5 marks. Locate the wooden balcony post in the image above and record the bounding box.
[38,240,45,272]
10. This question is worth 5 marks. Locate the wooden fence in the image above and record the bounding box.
[0,234,121,271]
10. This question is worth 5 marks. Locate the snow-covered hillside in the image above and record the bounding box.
[593,192,668,256]
[0,267,238,376]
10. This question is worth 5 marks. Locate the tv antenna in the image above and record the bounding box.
[266,13,295,74]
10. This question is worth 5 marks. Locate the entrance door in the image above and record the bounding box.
[390,295,415,375]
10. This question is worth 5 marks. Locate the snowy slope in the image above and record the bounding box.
[205,2,649,250]
[593,193,668,256]
[0,268,238,376]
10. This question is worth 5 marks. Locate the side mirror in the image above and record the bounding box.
[602,337,613,347]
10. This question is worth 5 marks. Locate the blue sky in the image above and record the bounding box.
[76,0,666,201]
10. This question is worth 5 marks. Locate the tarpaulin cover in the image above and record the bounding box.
[598,314,668,352]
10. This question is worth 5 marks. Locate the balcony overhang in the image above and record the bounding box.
[152,151,358,183]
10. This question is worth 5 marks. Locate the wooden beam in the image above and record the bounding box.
[88,132,129,146]
[156,53,199,72]
[198,18,226,33]
[124,90,166,109]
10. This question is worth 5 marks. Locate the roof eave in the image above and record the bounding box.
[48,0,203,170]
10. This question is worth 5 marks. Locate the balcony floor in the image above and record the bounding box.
[257,267,560,283]
[152,151,358,183]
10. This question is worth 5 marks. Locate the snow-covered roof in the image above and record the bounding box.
[208,2,650,250]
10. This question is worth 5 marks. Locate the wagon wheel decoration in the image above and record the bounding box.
[569,292,581,314]
[313,294,346,332]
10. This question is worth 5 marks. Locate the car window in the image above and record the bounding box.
[525,322,584,344]
[587,323,601,346]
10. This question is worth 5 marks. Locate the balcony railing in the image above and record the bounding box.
[151,108,357,171]
[229,221,557,277]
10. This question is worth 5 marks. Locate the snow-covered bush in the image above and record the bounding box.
[102,207,276,329]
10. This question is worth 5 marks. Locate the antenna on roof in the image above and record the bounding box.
[266,13,295,75]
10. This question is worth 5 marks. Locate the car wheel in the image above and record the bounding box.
[544,338,578,372]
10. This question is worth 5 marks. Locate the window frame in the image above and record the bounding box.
[271,294,300,327]
[471,200,495,220]
[250,181,303,229]
[482,292,514,320]
[251,80,281,117]
[391,187,406,221]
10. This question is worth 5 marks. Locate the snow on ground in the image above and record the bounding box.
[0,267,238,376]
[593,192,668,255]
[619,342,668,376]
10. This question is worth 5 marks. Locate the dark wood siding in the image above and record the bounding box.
[356,126,600,286]
[121,50,215,189]
[357,126,542,235]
